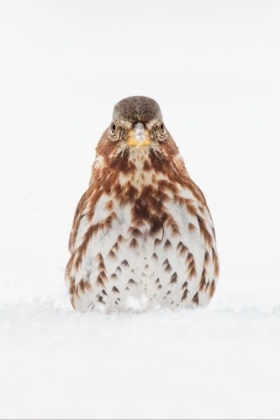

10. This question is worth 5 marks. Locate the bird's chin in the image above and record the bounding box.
[126,138,151,147]
[124,143,152,159]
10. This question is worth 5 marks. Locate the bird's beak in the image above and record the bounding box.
[127,123,151,146]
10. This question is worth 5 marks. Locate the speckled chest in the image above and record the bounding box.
[68,149,218,312]
[83,195,208,311]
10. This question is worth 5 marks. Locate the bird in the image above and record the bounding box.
[65,96,219,312]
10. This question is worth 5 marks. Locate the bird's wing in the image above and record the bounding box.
[68,189,88,252]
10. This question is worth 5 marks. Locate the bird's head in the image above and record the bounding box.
[96,96,177,160]
[94,96,188,190]
[109,96,167,148]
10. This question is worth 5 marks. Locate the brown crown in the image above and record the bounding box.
[113,96,162,125]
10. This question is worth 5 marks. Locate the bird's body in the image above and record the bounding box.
[66,96,219,312]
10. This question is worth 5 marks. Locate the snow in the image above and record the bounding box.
[1,296,280,419]
[1,1,280,419]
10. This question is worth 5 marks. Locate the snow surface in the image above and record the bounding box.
[1,1,280,419]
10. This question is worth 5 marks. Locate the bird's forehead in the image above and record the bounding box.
[113,96,162,125]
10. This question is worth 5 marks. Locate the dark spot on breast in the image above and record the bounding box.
[181,281,188,290]
[164,263,172,273]
[129,238,138,248]
[99,271,107,281]
[166,217,180,236]
[128,279,138,286]
[170,273,178,284]
[98,262,105,270]
[117,235,124,242]
[121,260,129,267]
[199,269,206,292]
[179,244,188,256]
[209,280,216,298]
[176,241,183,251]
[97,295,105,304]
[163,259,172,272]
[188,266,196,279]
[196,214,212,247]
[79,280,85,293]
[131,228,142,238]
[108,250,117,259]
[192,292,199,305]
[96,253,104,262]
[96,276,105,287]
[181,289,188,301]
[164,239,172,250]
[113,243,119,252]
[212,247,220,277]
[188,223,196,232]
[185,199,197,216]
[186,253,197,279]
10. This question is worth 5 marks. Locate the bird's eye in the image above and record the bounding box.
[111,122,116,134]
[160,123,165,133]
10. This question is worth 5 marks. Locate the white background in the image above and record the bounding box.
[0,1,280,419]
